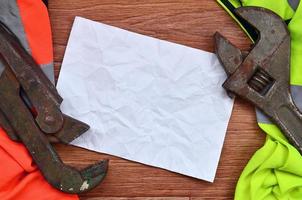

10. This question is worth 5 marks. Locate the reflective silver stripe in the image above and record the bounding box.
[0,1,55,83]
[0,0,30,76]
[0,62,4,76]
[256,85,302,124]
[0,0,30,52]
[288,0,300,11]
[256,108,271,124]
[291,85,302,111]
[41,63,55,85]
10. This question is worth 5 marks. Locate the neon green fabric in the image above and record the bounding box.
[216,0,302,199]
[241,0,294,20]
[290,3,302,85]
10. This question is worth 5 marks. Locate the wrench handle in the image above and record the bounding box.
[275,103,302,154]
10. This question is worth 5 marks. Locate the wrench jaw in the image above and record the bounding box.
[214,32,244,98]
[49,160,108,194]
[234,7,290,60]
[235,7,290,46]
[78,160,109,193]
[53,114,90,144]
[214,32,243,76]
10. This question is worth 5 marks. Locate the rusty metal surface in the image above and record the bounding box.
[0,22,63,134]
[215,7,302,154]
[0,21,108,194]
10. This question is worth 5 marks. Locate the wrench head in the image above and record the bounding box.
[215,7,302,156]
[215,7,291,107]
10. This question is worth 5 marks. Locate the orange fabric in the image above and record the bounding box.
[16,0,53,65]
[0,1,78,199]
[0,129,78,200]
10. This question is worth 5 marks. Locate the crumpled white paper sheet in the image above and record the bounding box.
[57,16,234,182]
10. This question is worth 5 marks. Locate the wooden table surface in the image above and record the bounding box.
[49,1,266,199]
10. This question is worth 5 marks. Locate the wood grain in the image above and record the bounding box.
[48,1,266,199]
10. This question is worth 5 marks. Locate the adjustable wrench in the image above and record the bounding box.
[214,7,302,154]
